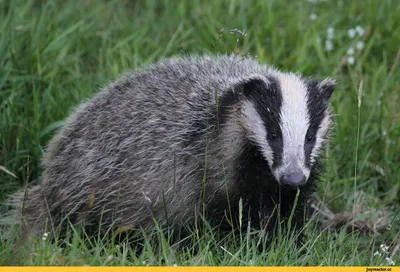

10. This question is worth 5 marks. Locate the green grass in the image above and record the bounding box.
[0,0,399,266]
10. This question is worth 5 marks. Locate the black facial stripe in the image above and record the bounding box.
[305,80,330,167]
[246,76,283,168]
[217,76,284,169]
[217,76,283,168]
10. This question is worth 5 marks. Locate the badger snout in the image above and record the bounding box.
[275,158,310,187]
[280,172,306,187]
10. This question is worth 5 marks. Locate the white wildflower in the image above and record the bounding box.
[373,251,382,257]
[348,29,356,38]
[327,27,334,39]
[347,56,355,65]
[356,41,364,50]
[355,26,365,36]
[385,257,395,266]
[173,264,178,267]
[380,244,389,254]
[325,40,333,51]
[42,232,48,241]
[347,47,355,55]
[309,13,317,20]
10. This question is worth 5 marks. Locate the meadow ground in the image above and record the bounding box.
[0,0,399,266]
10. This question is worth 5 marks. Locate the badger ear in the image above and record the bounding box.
[317,78,336,100]
[219,74,269,105]
[217,75,269,121]
[229,74,270,99]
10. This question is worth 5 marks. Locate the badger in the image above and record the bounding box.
[2,54,335,245]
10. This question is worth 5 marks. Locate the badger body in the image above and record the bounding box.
[4,54,335,241]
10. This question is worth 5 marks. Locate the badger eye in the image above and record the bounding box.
[268,132,277,142]
[306,134,315,143]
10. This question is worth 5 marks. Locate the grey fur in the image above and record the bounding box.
[2,54,335,241]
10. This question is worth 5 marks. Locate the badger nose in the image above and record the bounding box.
[280,173,306,187]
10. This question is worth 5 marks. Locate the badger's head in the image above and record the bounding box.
[221,71,335,188]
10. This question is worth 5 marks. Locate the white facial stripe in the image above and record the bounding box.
[241,100,274,166]
[273,72,310,180]
[310,112,331,163]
